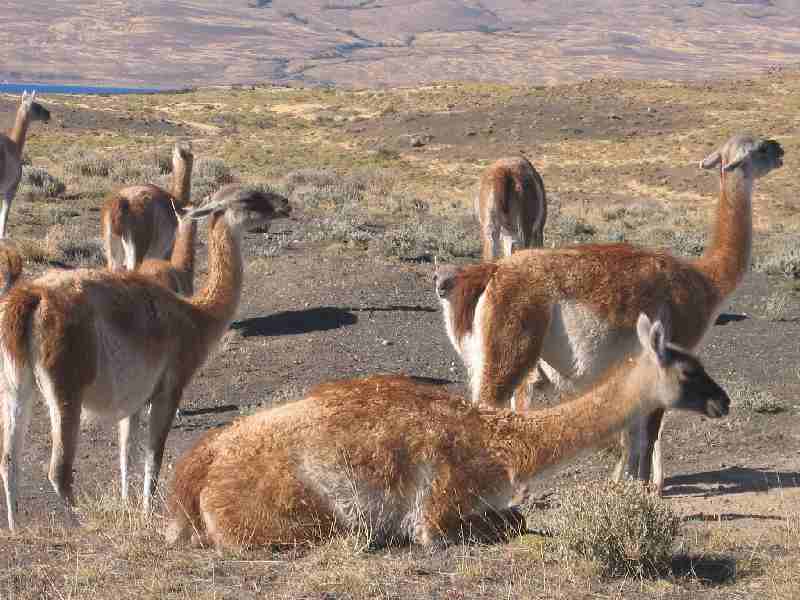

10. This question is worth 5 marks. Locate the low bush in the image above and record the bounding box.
[19,166,66,199]
[551,480,679,577]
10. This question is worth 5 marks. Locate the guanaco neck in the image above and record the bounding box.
[171,156,193,207]
[190,215,242,333]
[693,167,753,299]
[8,105,30,158]
[171,218,197,279]
[486,357,655,482]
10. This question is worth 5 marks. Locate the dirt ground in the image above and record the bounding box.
[0,74,799,598]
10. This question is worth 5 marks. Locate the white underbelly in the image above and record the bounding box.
[81,320,167,421]
[539,301,638,391]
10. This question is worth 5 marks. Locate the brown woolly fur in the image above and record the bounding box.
[436,134,783,492]
[476,156,546,259]
[106,196,131,238]
[0,285,40,371]
[138,212,197,295]
[435,262,497,341]
[100,142,194,271]
[0,91,51,239]
[166,324,729,550]
[0,240,23,294]
[167,427,226,545]
[0,185,291,530]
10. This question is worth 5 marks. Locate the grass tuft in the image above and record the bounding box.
[45,225,105,267]
[757,247,800,279]
[193,158,236,201]
[730,382,785,414]
[550,479,679,578]
[19,166,66,199]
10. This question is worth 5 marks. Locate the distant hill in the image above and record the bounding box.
[2,0,800,88]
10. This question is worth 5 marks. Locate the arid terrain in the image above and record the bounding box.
[0,67,798,598]
[3,1,800,88]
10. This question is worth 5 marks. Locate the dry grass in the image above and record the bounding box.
[550,480,680,578]
[726,378,786,415]
[5,481,796,599]
[18,165,66,200]
[44,224,105,267]
[3,73,800,599]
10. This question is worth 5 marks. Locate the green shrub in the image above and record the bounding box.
[551,480,679,577]
[45,225,105,267]
[379,219,479,260]
[728,381,785,414]
[19,166,66,198]
[192,158,236,201]
[63,150,113,178]
[110,160,161,185]
[757,247,800,279]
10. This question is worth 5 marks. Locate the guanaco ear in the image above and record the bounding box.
[30,90,37,101]
[636,312,668,365]
[171,199,189,221]
[636,312,653,350]
[185,205,217,220]
[722,143,756,172]
[700,150,721,170]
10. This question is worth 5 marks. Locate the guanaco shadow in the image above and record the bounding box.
[671,554,737,585]
[714,312,748,325]
[231,306,358,337]
[664,466,800,497]
[231,304,437,337]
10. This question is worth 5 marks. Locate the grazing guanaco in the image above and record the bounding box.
[0,240,22,295]
[101,142,194,271]
[0,91,51,238]
[0,185,290,530]
[476,156,546,259]
[435,134,782,491]
[165,313,729,549]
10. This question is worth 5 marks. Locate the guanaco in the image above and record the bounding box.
[0,185,290,530]
[435,134,782,491]
[476,156,546,259]
[100,142,194,271]
[165,313,729,549]
[0,91,51,238]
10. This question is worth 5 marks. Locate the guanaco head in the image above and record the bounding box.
[700,135,783,178]
[188,184,291,232]
[636,313,730,418]
[433,264,460,299]
[173,141,194,170]
[20,90,50,123]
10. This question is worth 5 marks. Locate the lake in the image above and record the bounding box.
[0,82,173,95]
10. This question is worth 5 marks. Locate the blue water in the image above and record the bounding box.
[0,82,172,95]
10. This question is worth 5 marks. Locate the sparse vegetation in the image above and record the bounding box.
[551,480,680,578]
[728,380,785,414]
[44,224,105,267]
[762,290,798,322]
[192,158,236,200]
[18,165,66,199]
[757,247,800,279]
[1,72,799,600]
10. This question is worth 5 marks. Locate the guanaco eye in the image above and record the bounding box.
[680,367,698,379]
